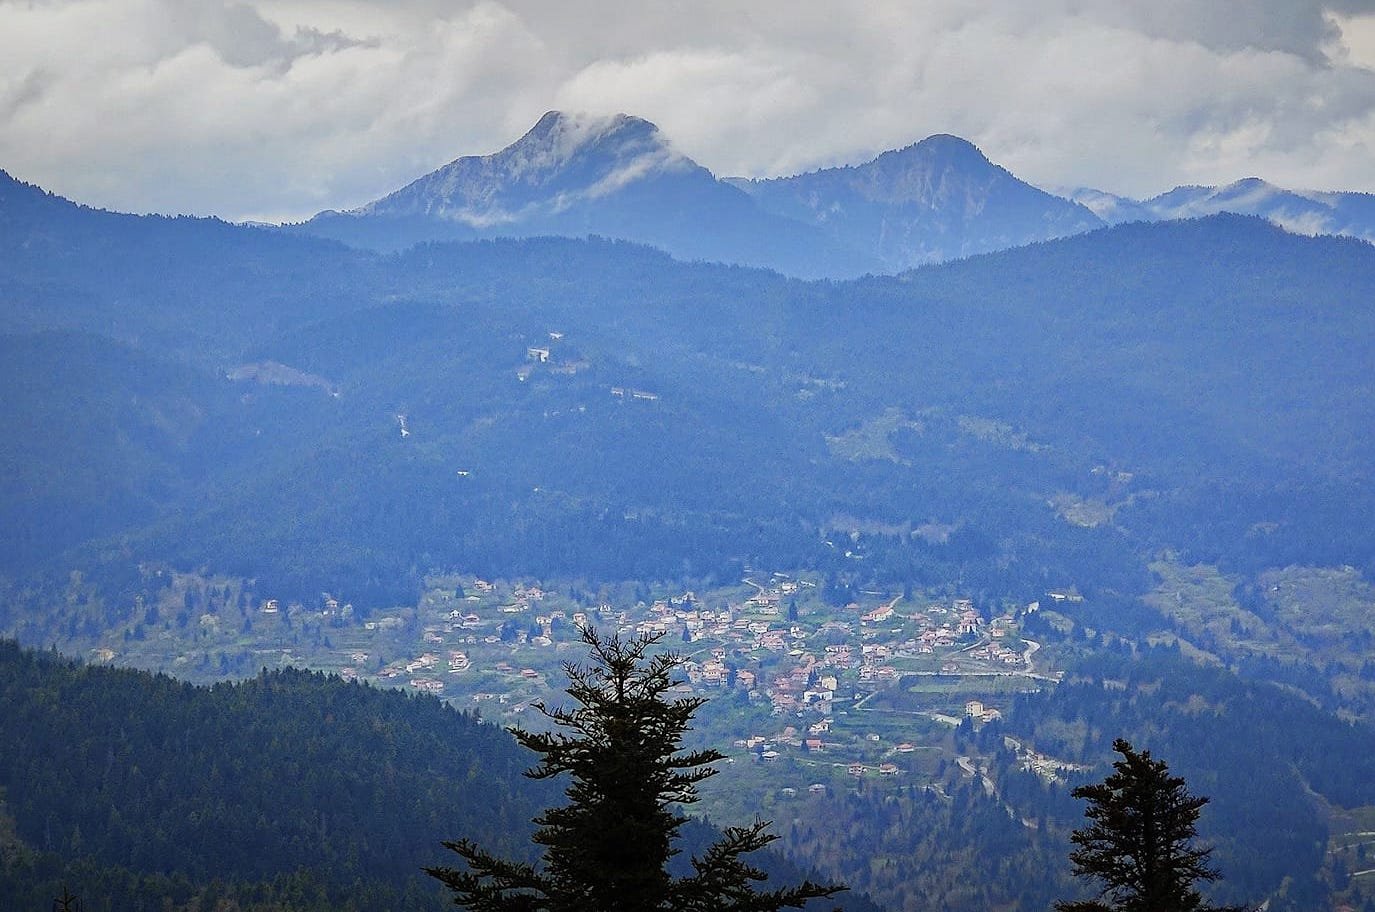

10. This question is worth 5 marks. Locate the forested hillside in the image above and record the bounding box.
[0,642,868,912]
[5,167,1375,612]
[0,640,546,910]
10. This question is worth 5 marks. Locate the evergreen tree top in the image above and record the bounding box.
[1057,738,1244,912]
[427,627,845,912]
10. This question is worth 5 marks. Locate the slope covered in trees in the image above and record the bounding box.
[0,640,875,912]
[0,639,547,910]
[1003,642,1375,910]
[4,172,1375,615]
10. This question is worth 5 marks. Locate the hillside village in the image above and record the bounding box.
[74,558,1091,806]
[313,571,1085,798]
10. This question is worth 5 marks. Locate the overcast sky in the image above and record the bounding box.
[5,0,1375,222]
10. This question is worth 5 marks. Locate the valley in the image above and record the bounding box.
[22,553,1375,911]
[49,566,1062,771]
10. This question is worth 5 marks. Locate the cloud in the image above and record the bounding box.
[3,0,1375,220]
[547,3,1375,198]
[0,0,557,219]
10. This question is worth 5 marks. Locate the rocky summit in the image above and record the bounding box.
[353,111,699,225]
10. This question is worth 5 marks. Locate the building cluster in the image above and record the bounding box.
[351,574,1040,726]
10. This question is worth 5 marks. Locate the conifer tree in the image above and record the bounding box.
[1057,738,1242,912]
[427,627,843,912]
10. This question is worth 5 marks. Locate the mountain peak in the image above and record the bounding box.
[834,132,1026,209]
[351,110,694,224]
[496,111,666,172]
[910,133,989,159]
[522,110,661,148]
[876,133,993,168]
[730,131,1102,269]
[852,134,1000,195]
[1214,177,1280,202]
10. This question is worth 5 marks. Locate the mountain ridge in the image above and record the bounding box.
[297,111,1104,275]
[11,116,1375,277]
[299,110,880,278]
[1070,177,1375,243]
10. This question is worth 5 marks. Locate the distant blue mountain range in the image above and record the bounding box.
[298,110,1375,277]
[1068,177,1375,243]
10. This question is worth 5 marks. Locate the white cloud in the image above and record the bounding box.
[3,0,1375,220]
